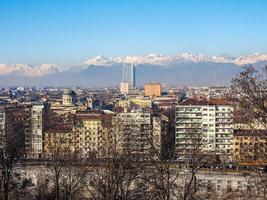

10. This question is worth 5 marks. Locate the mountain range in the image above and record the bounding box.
[0,53,266,87]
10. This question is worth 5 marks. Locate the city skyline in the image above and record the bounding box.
[0,1,266,199]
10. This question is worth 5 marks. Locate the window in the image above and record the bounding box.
[217,185,221,190]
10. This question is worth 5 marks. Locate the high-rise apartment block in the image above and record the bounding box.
[0,104,32,156]
[31,105,44,157]
[175,99,233,160]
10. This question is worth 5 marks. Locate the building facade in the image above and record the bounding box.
[144,82,162,97]
[233,129,267,166]
[120,82,131,94]
[114,109,152,155]
[122,63,135,88]
[31,105,44,157]
[175,99,234,161]
[0,104,32,156]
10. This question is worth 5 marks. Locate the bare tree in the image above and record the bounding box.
[0,146,20,200]
[84,119,149,200]
[61,153,87,200]
[45,138,69,200]
[231,65,267,130]
[231,65,267,199]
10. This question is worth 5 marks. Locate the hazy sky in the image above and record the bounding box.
[0,0,267,65]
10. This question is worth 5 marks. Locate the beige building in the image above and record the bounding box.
[118,97,152,109]
[120,82,131,94]
[144,82,161,97]
[44,131,76,155]
[130,97,153,108]
[233,129,267,166]
[113,109,152,155]
[74,112,114,156]
[74,114,103,155]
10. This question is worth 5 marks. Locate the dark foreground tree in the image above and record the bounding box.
[231,65,267,199]
[0,147,20,200]
[231,65,267,130]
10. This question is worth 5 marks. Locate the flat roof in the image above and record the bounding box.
[179,98,232,106]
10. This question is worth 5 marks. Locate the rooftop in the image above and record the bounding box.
[179,98,232,106]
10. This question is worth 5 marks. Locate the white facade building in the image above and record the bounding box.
[31,105,44,157]
[175,99,233,160]
[120,82,131,94]
[0,108,6,150]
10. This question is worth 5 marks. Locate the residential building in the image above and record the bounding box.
[0,107,8,150]
[153,113,174,159]
[31,105,44,157]
[114,109,152,155]
[120,82,131,94]
[130,97,153,108]
[209,86,230,99]
[43,113,75,155]
[73,111,114,156]
[175,99,234,161]
[144,82,162,97]
[233,129,267,166]
[74,113,103,155]
[0,104,32,156]
[154,96,176,111]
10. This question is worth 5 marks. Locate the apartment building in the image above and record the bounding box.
[153,113,174,159]
[74,113,105,155]
[43,112,75,155]
[114,109,152,155]
[175,99,234,161]
[31,105,44,157]
[144,82,162,97]
[233,129,267,166]
[0,104,32,156]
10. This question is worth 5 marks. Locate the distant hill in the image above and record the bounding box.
[0,53,266,87]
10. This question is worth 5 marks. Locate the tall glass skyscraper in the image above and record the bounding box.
[122,63,135,88]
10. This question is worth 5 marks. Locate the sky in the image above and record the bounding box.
[0,0,267,66]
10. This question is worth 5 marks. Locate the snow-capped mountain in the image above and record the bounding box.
[84,52,267,66]
[0,52,266,87]
[84,55,114,67]
[0,64,62,77]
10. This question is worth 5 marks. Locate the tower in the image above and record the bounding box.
[122,63,135,89]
